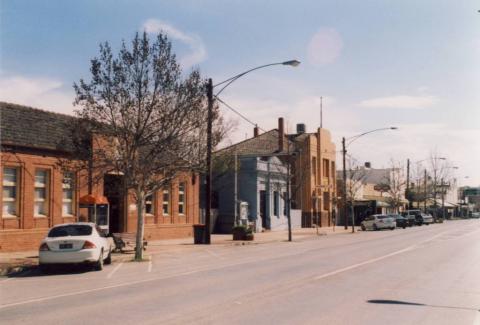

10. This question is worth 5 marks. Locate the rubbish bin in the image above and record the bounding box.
[193,224,206,244]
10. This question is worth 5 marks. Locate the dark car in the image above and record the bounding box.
[401,210,421,227]
[389,214,407,229]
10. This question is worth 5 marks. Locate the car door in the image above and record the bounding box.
[364,216,373,229]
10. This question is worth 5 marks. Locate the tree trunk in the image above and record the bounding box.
[135,190,145,261]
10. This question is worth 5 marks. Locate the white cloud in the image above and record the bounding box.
[142,19,207,69]
[307,28,343,66]
[0,75,74,114]
[359,95,438,109]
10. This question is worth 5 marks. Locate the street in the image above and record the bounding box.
[1,220,480,325]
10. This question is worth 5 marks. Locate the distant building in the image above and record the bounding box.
[212,118,336,232]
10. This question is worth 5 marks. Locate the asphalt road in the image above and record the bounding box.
[1,220,480,325]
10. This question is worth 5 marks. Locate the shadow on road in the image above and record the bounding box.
[367,299,479,311]
[7,265,95,278]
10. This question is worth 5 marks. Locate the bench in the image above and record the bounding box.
[111,233,148,253]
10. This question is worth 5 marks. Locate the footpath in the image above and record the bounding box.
[0,226,355,276]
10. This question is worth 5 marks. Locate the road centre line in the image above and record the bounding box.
[0,224,475,310]
[106,262,123,279]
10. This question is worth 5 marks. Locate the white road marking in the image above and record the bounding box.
[106,263,123,279]
[314,230,450,281]
[148,256,153,273]
[204,249,222,259]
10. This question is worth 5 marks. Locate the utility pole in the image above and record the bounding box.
[204,78,213,244]
[234,150,238,226]
[342,137,348,230]
[287,153,292,242]
[406,159,410,209]
[424,169,427,213]
[441,178,445,220]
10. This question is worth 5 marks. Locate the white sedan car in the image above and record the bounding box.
[361,214,396,231]
[39,223,113,272]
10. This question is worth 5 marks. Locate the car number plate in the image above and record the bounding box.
[59,243,73,249]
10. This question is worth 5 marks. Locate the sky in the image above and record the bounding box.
[1,0,479,186]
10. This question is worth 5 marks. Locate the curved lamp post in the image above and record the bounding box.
[203,60,301,244]
[341,127,398,232]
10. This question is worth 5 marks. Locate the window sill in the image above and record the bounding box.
[34,215,48,219]
[145,214,155,218]
[62,215,76,218]
[2,215,18,219]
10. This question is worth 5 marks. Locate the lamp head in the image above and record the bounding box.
[282,60,301,67]
[390,127,398,130]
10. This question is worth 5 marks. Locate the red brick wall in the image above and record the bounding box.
[1,152,200,252]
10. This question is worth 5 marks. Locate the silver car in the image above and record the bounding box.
[361,214,396,231]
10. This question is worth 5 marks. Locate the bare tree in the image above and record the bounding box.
[381,160,406,213]
[71,32,226,260]
[337,156,368,227]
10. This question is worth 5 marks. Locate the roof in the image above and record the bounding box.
[0,102,76,152]
[216,129,294,156]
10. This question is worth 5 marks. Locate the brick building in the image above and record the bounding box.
[0,102,200,251]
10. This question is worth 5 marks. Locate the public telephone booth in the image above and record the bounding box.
[79,194,110,233]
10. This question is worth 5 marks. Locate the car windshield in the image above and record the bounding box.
[377,215,389,219]
[48,225,92,237]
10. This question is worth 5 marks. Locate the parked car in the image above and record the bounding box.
[361,214,396,231]
[402,210,423,226]
[420,213,434,225]
[470,212,480,219]
[39,223,113,273]
[389,214,407,229]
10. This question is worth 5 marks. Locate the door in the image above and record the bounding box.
[260,190,267,229]
[103,174,125,233]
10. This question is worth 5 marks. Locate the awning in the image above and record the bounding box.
[79,194,109,205]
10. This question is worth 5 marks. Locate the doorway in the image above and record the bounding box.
[260,190,268,229]
[103,174,125,233]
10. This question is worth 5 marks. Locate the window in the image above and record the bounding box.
[3,167,18,217]
[323,159,330,177]
[162,188,170,215]
[331,161,336,179]
[145,194,154,215]
[62,172,74,216]
[273,191,279,216]
[34,170,49,216]
[178,182,185,215]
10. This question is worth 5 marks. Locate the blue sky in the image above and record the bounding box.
[1,0,479,186]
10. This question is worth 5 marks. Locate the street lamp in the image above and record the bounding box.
[341,127,397,233]
[203,60,300,244]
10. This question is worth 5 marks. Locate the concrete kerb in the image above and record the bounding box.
[0,227,353,276]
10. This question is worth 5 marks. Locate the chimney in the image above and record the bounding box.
[278,117,284,151]
[254,126,259,137]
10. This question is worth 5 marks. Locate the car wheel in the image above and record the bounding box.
[402,226,406,229]
[361,224,366,231]
[95,250,104,271]
[390,227,395,230]
[105,249,112,265]
[373,224,378,231]
[426,223,429,226]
